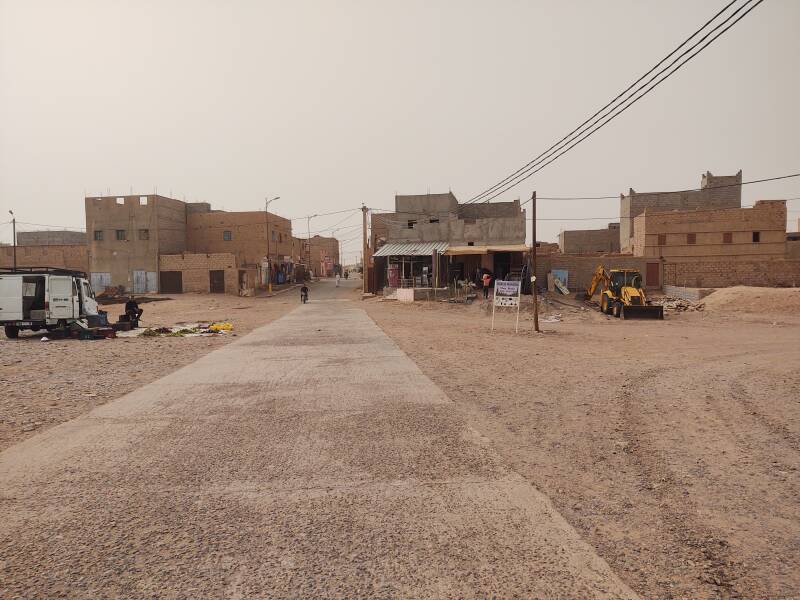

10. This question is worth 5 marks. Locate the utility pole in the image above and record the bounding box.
[361,205,368,294]
[265,196,280,293]
[8,210,16,270]
[530,191,539,333]
[306,214,317,278]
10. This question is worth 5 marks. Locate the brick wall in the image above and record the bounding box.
[634,200,786,259]
[16,230,86,246]
[535,254,658,291]
[159,253,239,294]
[0,244,89,272]
[620,170,742,252]
[664,257,800,288]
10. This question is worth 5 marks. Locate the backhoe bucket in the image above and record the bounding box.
[620,304,664,320]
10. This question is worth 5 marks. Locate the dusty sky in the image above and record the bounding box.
[1,0,798,261]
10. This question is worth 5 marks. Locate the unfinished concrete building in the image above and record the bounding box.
[620,170,742,253]
[85,195,187,292]
[16,230,86,246]
[371,192,527,292]
[558,223,620,254]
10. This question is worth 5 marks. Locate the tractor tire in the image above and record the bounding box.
[4,325,20,339]
[613,302,622,318]
[600,295,608,314]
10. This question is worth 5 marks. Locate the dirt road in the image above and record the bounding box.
[365,292,800,599]
[0,280,636,598]
[0,291,297,451]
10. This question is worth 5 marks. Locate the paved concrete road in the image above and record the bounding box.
[0,279,637,598]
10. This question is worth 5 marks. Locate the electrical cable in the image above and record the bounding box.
[469,0,765,204]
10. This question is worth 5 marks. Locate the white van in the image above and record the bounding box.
[0,268,99,338]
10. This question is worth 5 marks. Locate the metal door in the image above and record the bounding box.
[646,262,660,288]
[159,271,183,294]
[91,272,111,293]
[133,270,147,293]
[48,276,76,319]
[146,271,157,292]
[209,270,225,293]
[0,276,23,320]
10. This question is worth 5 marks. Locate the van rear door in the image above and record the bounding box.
[49,276,76,319]
[0,275,24,321]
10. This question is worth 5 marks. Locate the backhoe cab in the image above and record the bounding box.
[583,265,663,320]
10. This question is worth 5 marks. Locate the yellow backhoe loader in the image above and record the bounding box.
[583,265,663,320]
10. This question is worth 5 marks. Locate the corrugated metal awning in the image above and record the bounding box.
[445,244,529,256]
[373,241,449,257]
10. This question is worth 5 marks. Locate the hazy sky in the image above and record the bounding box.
[1,0,798,261]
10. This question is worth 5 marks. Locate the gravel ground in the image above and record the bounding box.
[365,291,800,599]
[0,280,637,598]
[0,290,299,451]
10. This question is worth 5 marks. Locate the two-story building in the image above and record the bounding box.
[370,192,527,291]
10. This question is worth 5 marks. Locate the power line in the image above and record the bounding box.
[15,221,86,231]
[288,207,360,221]
[469,0,765,204]
[536,173,800,201]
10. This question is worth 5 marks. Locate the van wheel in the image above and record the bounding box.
[4,325,20,339]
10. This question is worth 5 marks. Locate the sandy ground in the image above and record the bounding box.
[0,289,300,451]
[364,288,800,599]
[0,279,637,598]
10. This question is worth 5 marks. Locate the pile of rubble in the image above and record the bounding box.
[652,296,705,312]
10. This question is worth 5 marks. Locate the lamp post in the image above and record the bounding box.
[8,210,15,270]
[265,196,280,294]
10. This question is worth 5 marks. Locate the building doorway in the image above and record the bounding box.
[210,270,225,293]
[160,271,183,293]
[646,262,660,287]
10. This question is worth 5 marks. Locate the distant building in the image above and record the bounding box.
[558,223,620,254]
[308,235,340,277]
[16,230,86,246]
[620,171,742,253]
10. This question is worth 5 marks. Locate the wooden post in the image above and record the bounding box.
[362,205,368,294]
[531,191,540,333]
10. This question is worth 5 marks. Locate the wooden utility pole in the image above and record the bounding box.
[531,191,540,333]
[361,205,368,294]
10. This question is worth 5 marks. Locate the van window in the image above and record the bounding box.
[49,278,72,297]
[82,281,94,299]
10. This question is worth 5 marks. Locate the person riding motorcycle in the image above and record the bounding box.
[300,284,309,304]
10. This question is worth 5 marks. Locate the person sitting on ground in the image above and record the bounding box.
[125,296,143,323]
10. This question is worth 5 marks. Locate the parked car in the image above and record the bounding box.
[0,267,99,338]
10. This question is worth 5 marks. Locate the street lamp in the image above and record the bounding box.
[265,196,280,294]
[8,210,15,270]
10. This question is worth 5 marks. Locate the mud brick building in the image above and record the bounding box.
[620,171,742,253]
[308,235,339,277]
[558,223,620,254]
[186,208,292,267]
[85,195,187,292]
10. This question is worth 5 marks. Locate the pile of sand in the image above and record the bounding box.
[700,286,800,314]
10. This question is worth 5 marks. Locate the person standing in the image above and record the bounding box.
[335,272,341,287]
[482,272,492,300]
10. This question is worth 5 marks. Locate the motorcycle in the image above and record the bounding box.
[301,290,308,304]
